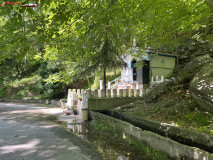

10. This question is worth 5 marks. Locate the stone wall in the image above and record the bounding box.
[0,98,67,108]
[90,111,213,160]
[67,88,145,111]
[88,97,143,111]
[109,112,213,153]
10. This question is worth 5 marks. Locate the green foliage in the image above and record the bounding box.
[126,137,168,160]
[0,85,9,98]
[166,108,213,135]
[12,75,41,87]
[93,120,168,160]
[93,120,117,135]
[177,108,213,127]
[1,0,213,100]
[91,70,121,89]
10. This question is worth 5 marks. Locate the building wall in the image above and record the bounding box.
[121,54,133,81]
[150,55,176,79]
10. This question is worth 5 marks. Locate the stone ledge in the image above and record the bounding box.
[108,111,213,153]
[0,98,67,108]
[88,97,143,111]
[90,111,213,160]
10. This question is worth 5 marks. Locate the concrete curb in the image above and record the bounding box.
[108,112,213,153]
[0,98,67,108]
[90,111,213,160]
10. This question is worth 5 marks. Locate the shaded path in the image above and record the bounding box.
[0,103,102,160]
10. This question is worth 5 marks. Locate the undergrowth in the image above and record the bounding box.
[11,75,41,87]
[92,120,169,160]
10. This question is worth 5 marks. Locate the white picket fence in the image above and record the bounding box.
[150,75,165,88]
[66,88,146,115]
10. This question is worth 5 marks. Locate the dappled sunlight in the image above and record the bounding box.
[193,150,208,160]
[0,139,40,154]
[40,124,58,129]
[38,150,55,158]
[67,146,81,151]
[0,102,102,159]
[197,79,213,90]
[0,102,63,123]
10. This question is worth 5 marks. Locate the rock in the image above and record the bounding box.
[179,54,212,84]
[189,60,213,113]
[118,155,129,160]
[145,81,172,103]
[179,59,203,84]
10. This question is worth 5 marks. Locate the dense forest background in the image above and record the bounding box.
[0,0,213,99]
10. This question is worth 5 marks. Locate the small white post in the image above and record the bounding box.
[100,80,103,90]
[156,76,159,82]
[67,89,71,107]
[151,76,154,82]
[108,82,111,89]
[139,89,143,97]
[77,89,80,96]
[161,75,165,82]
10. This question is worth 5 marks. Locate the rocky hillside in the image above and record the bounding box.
[116,40,213,135]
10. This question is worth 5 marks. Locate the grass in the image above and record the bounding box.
[126,137,168,160]
[93,120,118,135]
[0,85,9,98]
[92,120,169,160]
[168,108,213,134]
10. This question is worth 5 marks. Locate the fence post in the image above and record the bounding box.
[123,89,128,97]
[107,89,111,98]
[129,89,134,97]
[119,89,123,98]
[108,82,111,89]
[67,89,71,107]
[100,89,105,98]
[139,89,143,97]
[81,89,84,96]
[100,80,103,89]
[136,89,140,97]
[161,75,165,82]
[77,89,81,96]
[112,89,117,98]
[94,89,98,98]
[86,89,92,98]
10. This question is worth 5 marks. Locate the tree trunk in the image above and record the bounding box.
[24,52,29,76]
[114,67,116,76]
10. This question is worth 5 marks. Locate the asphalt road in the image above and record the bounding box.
[0,102,102,160]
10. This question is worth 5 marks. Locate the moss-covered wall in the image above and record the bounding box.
[88,97,143,111]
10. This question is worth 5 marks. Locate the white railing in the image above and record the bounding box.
[104,73,136,90]
[150,75,165,88]
[66,86,148,116]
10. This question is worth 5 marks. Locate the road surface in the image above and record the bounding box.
[0,102,102,160]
